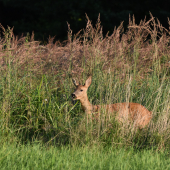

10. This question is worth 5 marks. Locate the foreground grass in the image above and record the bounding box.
[0,142,169,170]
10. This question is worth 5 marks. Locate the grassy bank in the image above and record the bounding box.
[0,14,169,151]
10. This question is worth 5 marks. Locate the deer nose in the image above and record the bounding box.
[72,93,76,98]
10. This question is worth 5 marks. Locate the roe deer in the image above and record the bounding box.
[72,76,152,128]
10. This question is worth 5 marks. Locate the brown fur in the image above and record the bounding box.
[72,76,152,128]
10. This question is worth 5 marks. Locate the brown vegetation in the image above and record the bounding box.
[0,14,169,77]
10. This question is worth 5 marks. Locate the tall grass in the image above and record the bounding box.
[0,14,169,150]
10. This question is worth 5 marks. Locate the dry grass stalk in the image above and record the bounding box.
[0,14,169,77]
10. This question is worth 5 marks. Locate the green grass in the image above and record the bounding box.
[0,15,169,170]
[0,24,170,148]
[0,143,170,170]
[0,66,168,149]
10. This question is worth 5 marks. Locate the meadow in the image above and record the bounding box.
[0,143,170,170]
[0,14,169,169]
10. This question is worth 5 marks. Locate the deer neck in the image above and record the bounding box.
[79,95,93,114]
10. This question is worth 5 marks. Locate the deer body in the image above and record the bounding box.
[72,76,152,128]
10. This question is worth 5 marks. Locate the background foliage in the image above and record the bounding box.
[0,0,170,42]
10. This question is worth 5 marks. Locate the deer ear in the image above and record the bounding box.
[85,76,92,87]
[72,78,79,87]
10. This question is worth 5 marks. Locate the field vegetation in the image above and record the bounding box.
[0,14,169,168]
[0,143,170,170]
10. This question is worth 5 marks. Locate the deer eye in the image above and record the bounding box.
[80,89,83,92]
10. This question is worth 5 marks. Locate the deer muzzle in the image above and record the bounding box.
[71,93,76,99]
